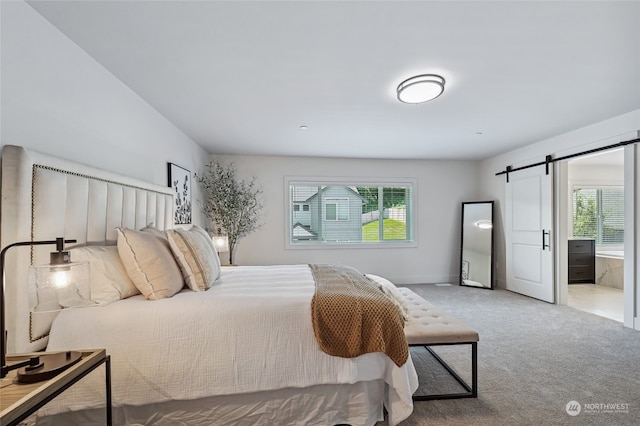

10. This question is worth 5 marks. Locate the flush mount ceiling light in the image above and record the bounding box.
[396,74,445,104]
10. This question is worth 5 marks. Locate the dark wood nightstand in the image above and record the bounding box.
[0,349,111,426]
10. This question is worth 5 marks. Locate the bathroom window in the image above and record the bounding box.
[572,186,624,245]
[286,177,416,248]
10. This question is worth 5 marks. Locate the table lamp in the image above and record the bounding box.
[213,235,229,253]
[1,237,85,383]
[212,228,229,254]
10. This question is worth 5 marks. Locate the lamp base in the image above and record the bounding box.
[17,351,82,383]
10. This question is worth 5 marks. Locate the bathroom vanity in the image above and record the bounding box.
[568,239,595,284]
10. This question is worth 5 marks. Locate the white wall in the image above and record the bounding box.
[210,154,480,284]
[568,164,624,183]
[0,1,209,226]
[0,0,487,286]
[479,109,640,288]
[4,0,636,289]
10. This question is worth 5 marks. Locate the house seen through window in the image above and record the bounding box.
[288,180,415,246]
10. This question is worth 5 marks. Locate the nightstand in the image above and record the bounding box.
[0,349,111,426]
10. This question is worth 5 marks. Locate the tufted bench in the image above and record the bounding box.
[399,287,478,401]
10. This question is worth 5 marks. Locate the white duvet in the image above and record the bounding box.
[45,264,418,425]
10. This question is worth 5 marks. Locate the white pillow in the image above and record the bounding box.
[141,224,169,242]
[70,246,140,305]
[166,225,221,291]
[365,273,410,321]
[116,227,185,300]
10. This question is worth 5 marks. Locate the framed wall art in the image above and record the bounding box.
[168,162,192,225]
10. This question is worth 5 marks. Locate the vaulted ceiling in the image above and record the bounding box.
[27,1,640,160]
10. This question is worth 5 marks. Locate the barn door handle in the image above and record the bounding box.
[542,229,550,250]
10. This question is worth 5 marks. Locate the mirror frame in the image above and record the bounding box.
[460,201,495,289]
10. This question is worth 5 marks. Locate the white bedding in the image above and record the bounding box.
[44,264,418,425]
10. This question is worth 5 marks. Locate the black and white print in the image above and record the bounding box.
[168,163,192,224]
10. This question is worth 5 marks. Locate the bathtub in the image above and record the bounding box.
[595,251,623,289]
[596,250,624,259]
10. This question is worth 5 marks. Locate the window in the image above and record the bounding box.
[325,198,349,221]
[572,186,624,246]
[286,178,416,247]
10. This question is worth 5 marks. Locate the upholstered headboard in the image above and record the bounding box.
[1,145,174,353]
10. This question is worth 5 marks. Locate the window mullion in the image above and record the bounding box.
[378,187,384,241]
[597,189,603,245]
[317,186,323,241]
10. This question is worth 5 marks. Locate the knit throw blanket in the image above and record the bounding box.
[309,264,408,367]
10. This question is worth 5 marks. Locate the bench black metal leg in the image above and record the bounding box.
[471,342,477,398]
[412,342,477,401]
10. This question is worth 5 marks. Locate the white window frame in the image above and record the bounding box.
[285,176,418,249]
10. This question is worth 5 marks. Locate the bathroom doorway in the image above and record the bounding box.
[564,149,624,322]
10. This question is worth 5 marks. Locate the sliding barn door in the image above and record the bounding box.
[505,166,554,303]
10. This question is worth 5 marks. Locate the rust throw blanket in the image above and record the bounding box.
[309,264,408,367]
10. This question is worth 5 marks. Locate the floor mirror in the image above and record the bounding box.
[460,201,494,289]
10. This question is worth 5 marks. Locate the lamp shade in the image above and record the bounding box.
[28,261,91,310]
[397,74,445,104]
[212,235,229,253]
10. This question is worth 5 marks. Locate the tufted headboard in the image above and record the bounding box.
[1,145,174,353]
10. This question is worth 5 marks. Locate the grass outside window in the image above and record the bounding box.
[362,219,407,241]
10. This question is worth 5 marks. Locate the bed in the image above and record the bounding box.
[0,145,418,425]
